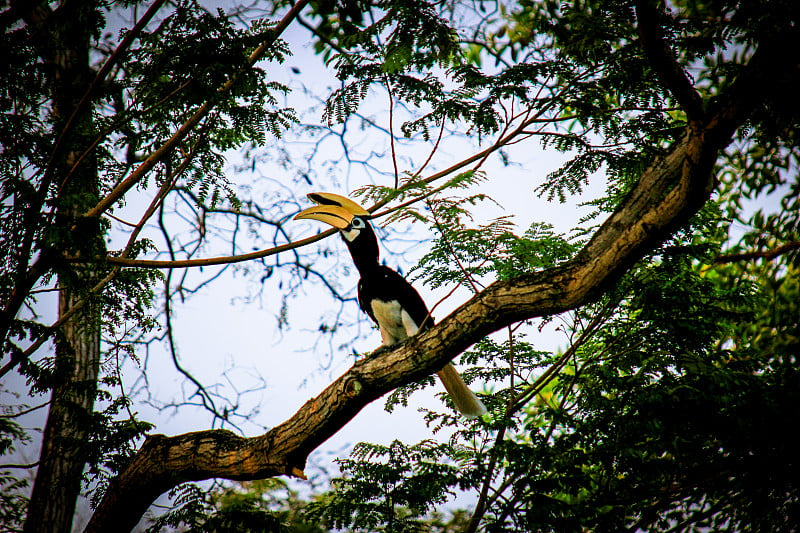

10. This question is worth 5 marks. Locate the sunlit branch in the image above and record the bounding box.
[102,228,338,269]
[370,109,558,217]
[105,212,138,228]
[88,108,736,529]
[91,107,546,270]
[57,77,196,199]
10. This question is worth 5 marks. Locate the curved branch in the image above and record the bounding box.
[97,109,552,270]
[0,135,199,378]
[85,104,735,531]
[0,0,311,355]
[103,228,338,268]
[84,18,800,531]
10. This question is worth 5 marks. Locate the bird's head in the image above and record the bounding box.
[294,192,379,266]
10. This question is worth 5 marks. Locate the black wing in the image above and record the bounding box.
[357,265,434,331]
[357,277,377,325]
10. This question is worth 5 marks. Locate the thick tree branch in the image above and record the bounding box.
[84,16,800,532]
[85,98,738,531]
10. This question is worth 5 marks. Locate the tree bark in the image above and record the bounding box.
[25,289,101,533]
[23,1,103,532]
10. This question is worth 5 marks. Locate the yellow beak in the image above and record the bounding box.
[306,192,370,216]
[293,192,370,229]
[293,205,356,229]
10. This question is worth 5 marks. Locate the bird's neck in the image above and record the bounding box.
[348,246,380,276]
[342,232,380,277]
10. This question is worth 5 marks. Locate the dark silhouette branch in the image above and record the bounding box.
[86,24,800,521]
[89,105,567,270]
[0,0,311,359]
[0,0,164,350]
[82,0,311,220]
[714,240,800,264]
[634,0,705,122]
[52,0,167,196]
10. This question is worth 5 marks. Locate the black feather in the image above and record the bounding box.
[358,265,433,331]
[308,192,342,206]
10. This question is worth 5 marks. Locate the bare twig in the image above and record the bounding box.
[0,461,40,470]
[0,401,51,418]
[0,133,202,378]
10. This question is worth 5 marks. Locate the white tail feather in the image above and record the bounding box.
[437,363,487,419]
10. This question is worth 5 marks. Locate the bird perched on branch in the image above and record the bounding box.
[294,192,487,419]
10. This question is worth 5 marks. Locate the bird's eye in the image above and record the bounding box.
[351,218,365,229]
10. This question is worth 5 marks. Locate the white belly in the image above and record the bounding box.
[370,299,419,345]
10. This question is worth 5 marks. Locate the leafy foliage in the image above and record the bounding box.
[304,440,462,532]
[143,479,328,533]
[269,204,798,532]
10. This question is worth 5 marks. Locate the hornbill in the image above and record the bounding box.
[294,192,487,419]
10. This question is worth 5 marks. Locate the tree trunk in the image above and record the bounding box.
[24,289,101,533]
[23,1,103,532]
